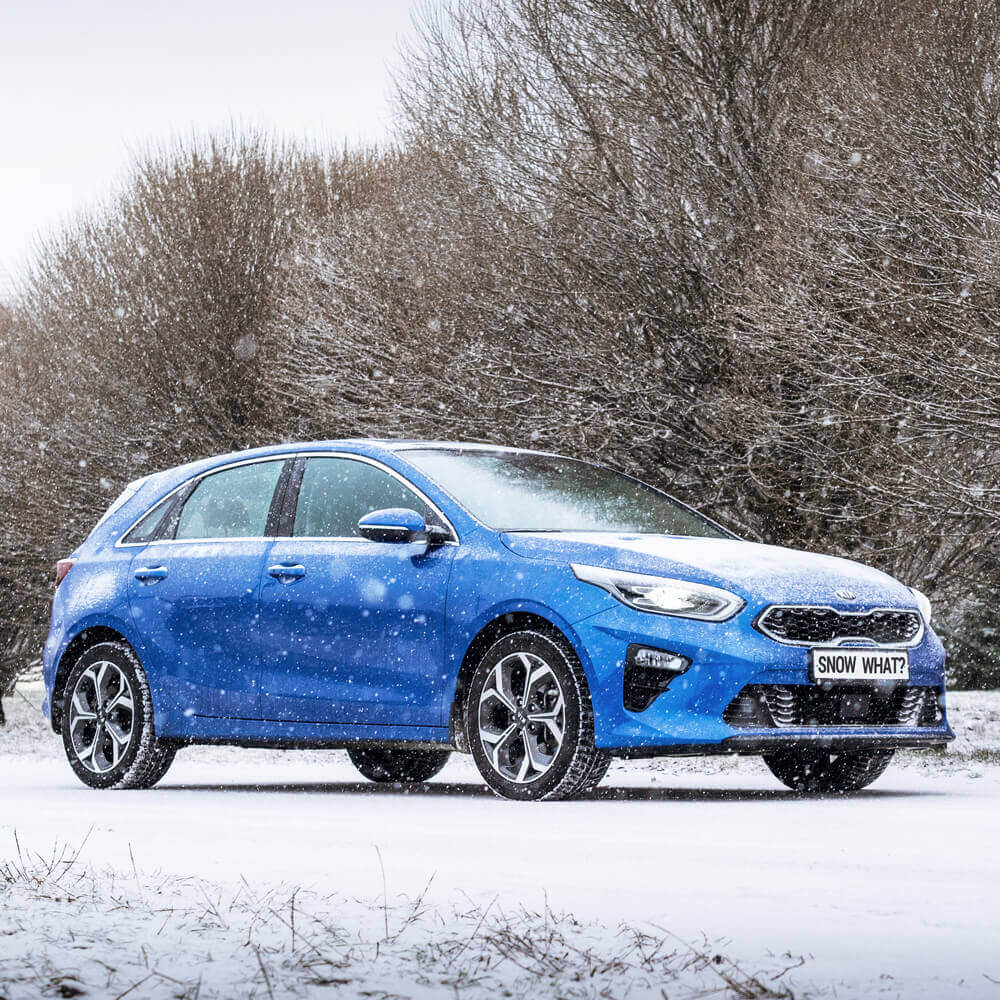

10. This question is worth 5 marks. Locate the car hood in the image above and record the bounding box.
[500,532,916,608]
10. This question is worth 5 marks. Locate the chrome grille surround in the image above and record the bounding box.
[755,605,924,648]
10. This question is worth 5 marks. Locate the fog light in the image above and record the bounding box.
[623,644,691,712]
[630,646,689,673]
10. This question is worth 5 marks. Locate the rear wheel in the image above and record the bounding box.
[61,641,176,790]
[347,746,451,783]
[763,748,895,793]
[466,630,603,801]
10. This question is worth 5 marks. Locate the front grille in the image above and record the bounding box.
[757,606,922,646]
[722,684,943,729]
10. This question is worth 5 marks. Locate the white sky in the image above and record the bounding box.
[0,0,419,293]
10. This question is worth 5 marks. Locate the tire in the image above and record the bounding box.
[347,746,451,783]
[140,744,178,787]
[466,629,602,801]
[61,641,176,790]
[763,748,895,793]
[577,751,613,795]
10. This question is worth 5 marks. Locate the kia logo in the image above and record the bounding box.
[835,588,857,601]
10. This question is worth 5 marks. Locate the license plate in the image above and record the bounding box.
[810,648,910,683]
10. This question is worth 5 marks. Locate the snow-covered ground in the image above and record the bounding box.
[2,683,999,998]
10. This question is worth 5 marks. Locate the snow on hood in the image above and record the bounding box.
[500,532,916,608]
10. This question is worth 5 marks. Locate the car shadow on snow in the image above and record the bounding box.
[153,780,941,802]
[157,780,496,797]
[589,785,940,802]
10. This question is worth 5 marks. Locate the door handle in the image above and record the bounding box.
[134,566,168,582]
[268,563,306,583]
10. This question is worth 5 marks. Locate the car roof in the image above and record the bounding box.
[162,439,569,474]
[386,440,567,457]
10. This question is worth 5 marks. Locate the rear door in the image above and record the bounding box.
[258,455,457,727]
[128,458,289,720]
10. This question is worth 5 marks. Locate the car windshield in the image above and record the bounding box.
[403,449,728,537]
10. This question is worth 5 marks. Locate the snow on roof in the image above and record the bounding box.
[142,439,568,486]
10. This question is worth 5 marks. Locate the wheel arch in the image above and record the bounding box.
[50,626,138,733]
[448,610,593,751]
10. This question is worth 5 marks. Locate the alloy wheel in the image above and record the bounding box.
[477,651,566,784]
[68,660,136,774]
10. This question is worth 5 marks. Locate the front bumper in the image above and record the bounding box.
[609,730,952,758]
[573,603,953,754]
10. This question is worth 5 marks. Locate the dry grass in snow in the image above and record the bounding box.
[0,837,808,1000]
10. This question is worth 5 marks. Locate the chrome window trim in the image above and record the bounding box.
[121,536,277,547]
[114,450,459,548]
[754,604,925,649]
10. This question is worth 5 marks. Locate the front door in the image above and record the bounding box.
[128,458,287,720]
[258,455,456,727]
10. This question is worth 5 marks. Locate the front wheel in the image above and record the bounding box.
[466,630,603,801]
[763,748,895,793]
[347,746,451,783]
[61,641,176,790]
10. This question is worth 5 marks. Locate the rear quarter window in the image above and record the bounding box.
[120,495,175,545]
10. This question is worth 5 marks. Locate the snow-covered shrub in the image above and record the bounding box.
[724,1,1000,678]
[0,137,381,677]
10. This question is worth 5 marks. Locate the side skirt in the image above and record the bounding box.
[165,736,458,752]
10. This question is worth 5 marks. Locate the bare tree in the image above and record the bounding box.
[725,1,1000,652]
[380,0,843,503]
[0,135,367,680]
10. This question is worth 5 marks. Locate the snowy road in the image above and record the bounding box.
[2,746,998,997]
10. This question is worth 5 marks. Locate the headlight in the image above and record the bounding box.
[910,587,932,624]
[571,564,744,621]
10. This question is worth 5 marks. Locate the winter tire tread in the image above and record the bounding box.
[466,629,604,802]
[763,747,895,793]
[347,746,451,783]
[61,641,177,790]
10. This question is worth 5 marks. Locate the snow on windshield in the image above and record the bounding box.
[404,449,727,537]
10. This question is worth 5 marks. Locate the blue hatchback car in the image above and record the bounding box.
[43,441,953,799]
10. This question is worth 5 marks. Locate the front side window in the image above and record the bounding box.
[293,457,434,538]
[174,460,284,540]
[403,449,728,537]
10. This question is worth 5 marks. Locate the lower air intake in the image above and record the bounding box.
[722,685,943,729]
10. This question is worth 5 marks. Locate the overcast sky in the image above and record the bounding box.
[0,0,417,292]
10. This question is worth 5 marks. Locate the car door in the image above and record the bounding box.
[128,457,289,720]
[258,454,457,728]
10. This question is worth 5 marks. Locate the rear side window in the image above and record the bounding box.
[174,461,284,540]
[293,458,433,538]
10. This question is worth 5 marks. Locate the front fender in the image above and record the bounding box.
[442,541,617,720]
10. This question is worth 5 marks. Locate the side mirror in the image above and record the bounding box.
[423,524,451,547]
[358,508,429,544]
